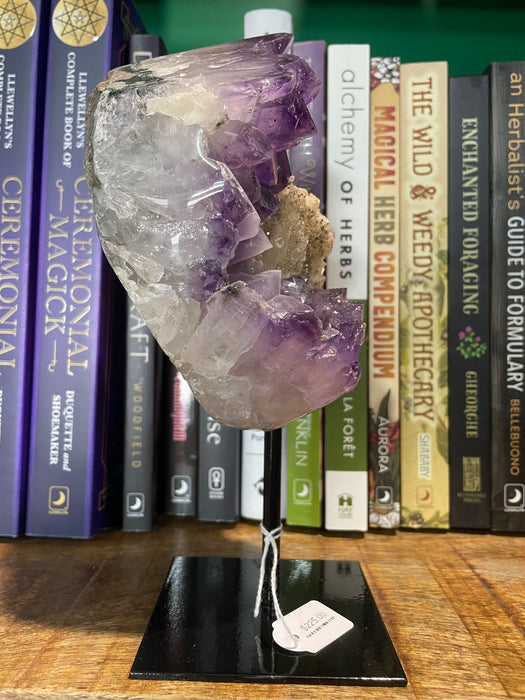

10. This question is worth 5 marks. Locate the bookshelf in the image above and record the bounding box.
[0,518,523,698]
[1,2,524,698]
[115,3,523,698]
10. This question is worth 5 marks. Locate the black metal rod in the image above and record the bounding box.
[260,427,283,645]
[263,428,282,535]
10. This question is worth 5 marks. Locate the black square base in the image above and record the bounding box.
[130,556,407,685]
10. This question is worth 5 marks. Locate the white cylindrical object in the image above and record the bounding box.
[243,8,293,38]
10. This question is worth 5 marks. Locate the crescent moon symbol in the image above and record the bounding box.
[508,487,523,505]
[129,496,143,511]
[174,480,189,496]
[297,483,310,498]
[52,490,66,507]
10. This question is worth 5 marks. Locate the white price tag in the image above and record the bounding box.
[272,600,354,654]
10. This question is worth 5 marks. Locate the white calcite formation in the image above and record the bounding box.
[84,34,364,430]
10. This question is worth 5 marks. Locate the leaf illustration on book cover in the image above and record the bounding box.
[456,327,487,359]
[438,350,448,389]
[436,420,449,463]
[399,325,411,371]
[435,274,446,317]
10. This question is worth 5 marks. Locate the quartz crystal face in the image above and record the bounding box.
[84,33,364,430]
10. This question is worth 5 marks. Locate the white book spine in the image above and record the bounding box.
[324,43,370,532]
[325,43,370,295]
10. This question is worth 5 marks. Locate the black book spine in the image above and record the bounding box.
[197,410,240,523]
[122,300,157,531]
[128,33,167,63]
[121,34,166,531]
[448,75,491,529]
[160,359,199,517]
[489,61,525,532]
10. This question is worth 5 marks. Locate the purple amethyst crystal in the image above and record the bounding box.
[84,34,364,430]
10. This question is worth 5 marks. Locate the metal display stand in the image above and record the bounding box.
[130,429,407,685]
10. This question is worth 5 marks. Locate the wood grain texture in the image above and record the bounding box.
[0,518,524,699]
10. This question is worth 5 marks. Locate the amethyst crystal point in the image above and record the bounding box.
[84,34,364,430]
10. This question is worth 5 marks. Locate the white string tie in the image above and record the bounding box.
[253,523,297,649]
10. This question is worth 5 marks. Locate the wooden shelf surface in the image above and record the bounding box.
[0,518,524,699]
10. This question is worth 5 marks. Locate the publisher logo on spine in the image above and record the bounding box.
[171,475,192,503]
[49,486,69,514]
[0,0,37,49]
[293,478,312,505]
[126,492,145,517]
[208,467,225,500]
[375,486,393,507]
[504,483,525,512]
[52,0,108,47]
[416,485,433,508]
[337,493,353,518]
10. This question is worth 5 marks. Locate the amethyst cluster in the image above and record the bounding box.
[84,34,364,430]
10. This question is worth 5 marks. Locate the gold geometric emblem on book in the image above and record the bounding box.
[52,0,108,47]
[0,0,37,49]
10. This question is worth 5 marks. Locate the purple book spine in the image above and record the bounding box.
[288,40,326,204]
[0,0,50,536]
[25,0,146,538]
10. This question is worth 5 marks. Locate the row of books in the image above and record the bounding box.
[0,0,294,539]
[0,0,149,538]
[156,38,525,536]
[2,0,525,538]
[326,47,525,534]
[142,21,525,535]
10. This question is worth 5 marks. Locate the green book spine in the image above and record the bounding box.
[324,334,369,531]
[286,410,322,527]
